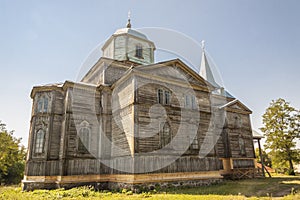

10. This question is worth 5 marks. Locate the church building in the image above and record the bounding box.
[22,19,256,190]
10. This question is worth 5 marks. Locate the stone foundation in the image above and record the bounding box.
[22,171,223,191]
[22,178,223,192]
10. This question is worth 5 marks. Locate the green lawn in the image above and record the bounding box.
[1,176,299,200]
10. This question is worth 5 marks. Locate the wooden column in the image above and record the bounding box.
[257,138,265,177]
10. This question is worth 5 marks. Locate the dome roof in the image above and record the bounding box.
[113,28,148,40]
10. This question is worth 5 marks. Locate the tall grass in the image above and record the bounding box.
[0,176,299,200]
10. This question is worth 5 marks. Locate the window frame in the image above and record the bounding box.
[34,129,45,154]
[164,90,170,105]
[77,122,91,154]
[157,89,171,105]
[185,94,197,109]
[135,44,143,59]
[190,136,199,150]
[238,135,246,156]
[159,122,172,148]
[158,89,164,104]
[37,96,49,113]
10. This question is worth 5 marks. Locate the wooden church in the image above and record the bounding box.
[22,19,256,190]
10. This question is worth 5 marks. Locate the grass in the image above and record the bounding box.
[0,176,299,200]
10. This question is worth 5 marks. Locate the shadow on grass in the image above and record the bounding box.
[162,176,300,198]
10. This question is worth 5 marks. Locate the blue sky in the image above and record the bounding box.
[0,0,300,147]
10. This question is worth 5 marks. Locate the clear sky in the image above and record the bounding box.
[1,0,300,147]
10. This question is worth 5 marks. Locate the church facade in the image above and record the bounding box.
[22,20,256,190]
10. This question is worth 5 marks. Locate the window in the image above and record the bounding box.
[37,96,49,113]
[157,89,171,105]
[35,129,45,153]
[37,99,43,112]
[190,136,199,150]
[43,97,48,112]
[135,44,143,58]
[185,94,197,109]
[191,96,197,109]
[158,89,164,104]
[164,91,170,105]
[234,116,242,128]
[78,122,90,153]
[238,135,246,156]
[185,95,191,108]
[160,123,171,148]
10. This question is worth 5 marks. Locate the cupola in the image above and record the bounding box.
[102,17,156,65]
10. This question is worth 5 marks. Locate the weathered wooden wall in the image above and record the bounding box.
[111,76,134,156]
[25,59,255,184]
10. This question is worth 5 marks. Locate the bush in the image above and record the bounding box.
[287,169,296,176]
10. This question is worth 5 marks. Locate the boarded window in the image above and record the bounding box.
[239,135,246,156]
[190,136,199,150]
[234,116,242,128]
[78,122,90,153]
[160,123,171,148]
[35,129,45,153]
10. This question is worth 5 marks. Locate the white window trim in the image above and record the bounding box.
[35,129,45,154]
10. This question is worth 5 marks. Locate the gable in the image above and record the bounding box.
[219,99,252,114]
[134,59,215,92]
[81,57,133,85]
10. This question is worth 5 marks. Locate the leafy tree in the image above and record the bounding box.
[255,148,272,168]
[261,98,300,175]
[0,121,26,184]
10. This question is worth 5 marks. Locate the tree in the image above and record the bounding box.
[0,121,26,184]
[261,98,300,175]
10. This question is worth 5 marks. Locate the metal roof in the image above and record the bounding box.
[252,130,264,139]
[113,28,148,40]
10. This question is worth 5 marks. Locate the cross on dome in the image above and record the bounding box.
[126,11,132,28]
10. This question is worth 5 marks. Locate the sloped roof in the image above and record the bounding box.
[111,58,215,92]
[218,99,252,114]
[252,130,264,139]
[200,49,219,87]
[199,49,235,98]
[113,28,148,40]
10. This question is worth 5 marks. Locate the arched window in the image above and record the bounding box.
[37,96,49,113]
[35,129,45,153]
[160,122,171,148]
[78,121,90,153]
